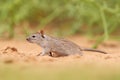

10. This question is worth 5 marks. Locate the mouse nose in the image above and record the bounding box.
[26,38,29,41]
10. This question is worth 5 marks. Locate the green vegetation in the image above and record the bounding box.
[0,0,120,47]
[0,64,120,80]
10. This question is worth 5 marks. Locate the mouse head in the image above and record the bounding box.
[26,30,45,44]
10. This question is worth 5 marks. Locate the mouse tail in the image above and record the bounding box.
[82,48,107,54]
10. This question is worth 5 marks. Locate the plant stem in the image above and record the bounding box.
[100,8,109,40]
[9,20,14,38]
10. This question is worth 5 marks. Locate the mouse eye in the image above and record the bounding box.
[32,35,36,38]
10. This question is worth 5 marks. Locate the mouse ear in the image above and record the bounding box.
[40,30,45,38]
[40,30,44,35]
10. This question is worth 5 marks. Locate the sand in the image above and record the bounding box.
[0,36,120,67]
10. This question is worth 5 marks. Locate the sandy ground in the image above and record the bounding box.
[0,36,120,67]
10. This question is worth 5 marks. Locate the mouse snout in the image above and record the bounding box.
[26,38,30,41]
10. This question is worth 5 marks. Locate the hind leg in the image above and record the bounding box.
[48,52,53,57]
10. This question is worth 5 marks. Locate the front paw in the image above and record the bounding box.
[36,52,43,56]
[36,52,52,56]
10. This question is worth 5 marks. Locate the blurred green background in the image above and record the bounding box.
[0,0,120,47]
[0,1,120,80]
